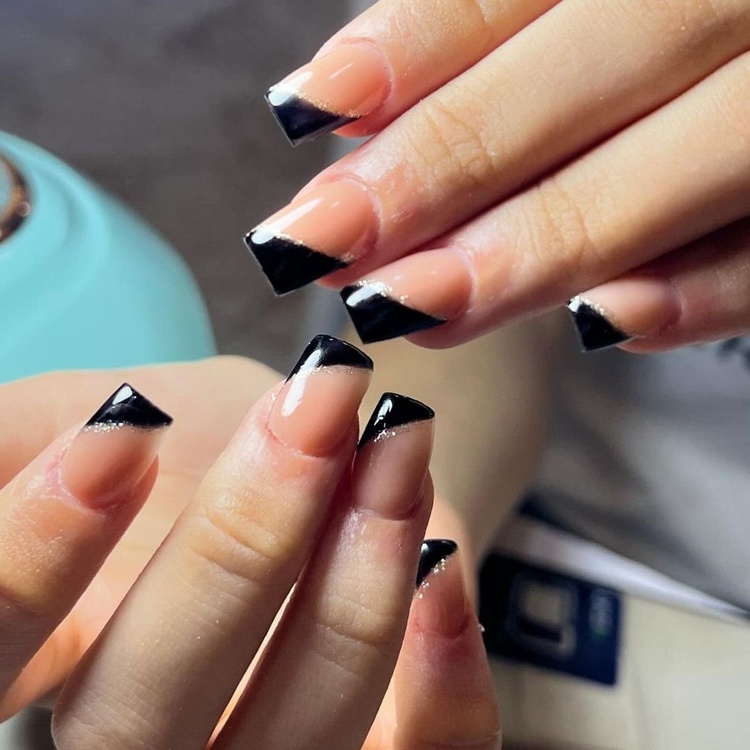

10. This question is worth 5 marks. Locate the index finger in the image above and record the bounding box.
[264,0,559,146]
[0,357,277,487]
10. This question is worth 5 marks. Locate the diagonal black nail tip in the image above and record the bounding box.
[86,383,173,430]
[264,89,358,147]
[245,231,349,296]
[566,298,632,352]
[417,539,459,588]
[340,284,446,344]
[359,391,435,447]
[288,334,374,380]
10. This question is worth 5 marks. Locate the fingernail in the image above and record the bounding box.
[416,539,458,587]
[245,181,375,295]
[353,392,435,518]
[62,384,173,509]
[340,249,471,343]
[266,43,390,147]
[269,334,373,456]
[567,276,680,352]
[415,540,467,637]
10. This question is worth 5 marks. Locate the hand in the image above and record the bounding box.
[0,347,499,749]
[249,0,750,353]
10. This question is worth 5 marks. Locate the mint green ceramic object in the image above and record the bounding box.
[0,132,216,384]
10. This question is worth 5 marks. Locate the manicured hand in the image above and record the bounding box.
[0,346,499,749]
[249,0,750,353]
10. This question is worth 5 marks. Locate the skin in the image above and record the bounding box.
[0,357,499,749]
[263,0,750,350]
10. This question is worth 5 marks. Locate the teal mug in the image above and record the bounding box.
[0,132,216,384]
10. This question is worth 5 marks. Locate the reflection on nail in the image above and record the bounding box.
[341,282,446,344]
[246,181,373,295]
[64,384,172,508]
[266,45,390,147]
[85,383,173,431]
[359,392,435,447]
[567,296,633,352]
[416,539,458,588]
[269,335,373,456]
[245,230,348,296]
[287,334,374,380]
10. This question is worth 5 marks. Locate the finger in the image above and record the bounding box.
[213,393,435,750]
[341,50,750,346]
[564,218,750,353]
[0,384,171,717]
[248,0,750,295]
[385,541,500,750]
[53,336,373,750]
[0,357,278,487]
[263,0,560,147]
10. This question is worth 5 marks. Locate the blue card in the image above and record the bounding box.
[479,554,621,686]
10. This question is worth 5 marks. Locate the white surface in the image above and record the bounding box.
[496,515,747,620]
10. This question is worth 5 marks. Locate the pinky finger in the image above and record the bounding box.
[566,218,750,353]
[386,541,501,750]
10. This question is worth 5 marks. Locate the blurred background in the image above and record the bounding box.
[0,0,351,374]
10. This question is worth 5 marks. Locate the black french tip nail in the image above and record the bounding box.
[340,283,446,344]
[265,89,358,148]
[359,392,435,447]
[245,230,349,296]
[86,383,173,430]
[288,334,374,381]
[566,297,633,352]
[417,539,458,588]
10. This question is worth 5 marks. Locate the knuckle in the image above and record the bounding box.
[404,87,502,197]
[523,177,604,285]
[708,53,750,147]
[307,590,400,679]
[52,708,131,750]
[181,489,299,593]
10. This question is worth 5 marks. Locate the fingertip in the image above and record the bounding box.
[395,545,501,748]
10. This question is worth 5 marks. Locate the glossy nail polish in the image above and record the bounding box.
[268,334,373,456]
[567,296,632,352]
[341,282,447,344]
[416,539,458,588]
[245,181,374,295]
[340,249,471,343]
[85,383,174,430]
[63,384,173,508]
[359,392,435,447]
[266,44,390,147]
[354,392,435,517]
